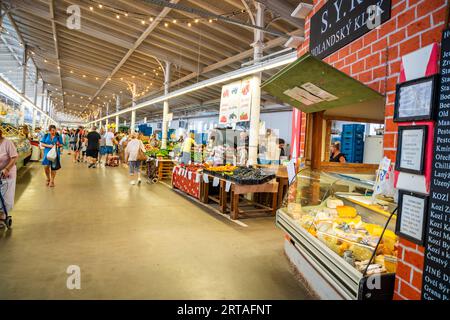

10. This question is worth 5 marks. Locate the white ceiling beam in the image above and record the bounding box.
[48,0,66,109]
[85,0,180,109]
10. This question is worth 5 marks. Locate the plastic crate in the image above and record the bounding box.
[342,124,366,134]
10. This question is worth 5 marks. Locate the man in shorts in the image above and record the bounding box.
[86,127,101,168]
[104,128,116,166]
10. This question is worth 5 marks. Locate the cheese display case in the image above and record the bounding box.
[276,169,398,300]
[1,125,31,170]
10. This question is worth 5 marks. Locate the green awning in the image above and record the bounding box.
[261,53,383,114]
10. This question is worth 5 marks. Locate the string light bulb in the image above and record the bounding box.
[89,6,94,11]
[98,4,103,9]
[164,22,169,27]
[188,22,192,27]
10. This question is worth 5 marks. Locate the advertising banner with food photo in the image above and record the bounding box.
[219,78,252,124]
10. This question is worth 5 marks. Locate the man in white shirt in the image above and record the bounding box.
[104,128,116,166]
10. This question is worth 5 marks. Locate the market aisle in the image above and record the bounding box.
[0,155,311,300]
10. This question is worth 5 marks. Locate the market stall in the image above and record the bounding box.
[261,51,398,300]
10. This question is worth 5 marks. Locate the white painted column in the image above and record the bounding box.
[162,61,171,149]
[115,95,120,133]
[39,82,45,128]
[32,73,38,131]
[130,108,136,133]
[19,102,25,125]
[248,3,265,165]
[99,109,103,130]
[105,103,110,129]
[130,84,137,133]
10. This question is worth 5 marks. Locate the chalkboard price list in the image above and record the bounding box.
[422,29,450,301]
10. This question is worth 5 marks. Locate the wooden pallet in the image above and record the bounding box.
[157,159,175,180]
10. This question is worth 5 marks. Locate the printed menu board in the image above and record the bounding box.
[422,29,450,301]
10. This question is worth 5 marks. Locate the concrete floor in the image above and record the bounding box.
[0,155,311,300]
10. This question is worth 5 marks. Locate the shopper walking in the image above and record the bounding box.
[104,128,116,166]
[40,125,63,187]
[98,128,107,167]
[0,129,18,226]
[86,127,101,168]
[125,132,146,185]
[73,128,83,163]
[68,129,76,156]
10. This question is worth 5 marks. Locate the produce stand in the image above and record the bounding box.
[171,165,202,199]
[228,180,279,220]
[200,167,279,220]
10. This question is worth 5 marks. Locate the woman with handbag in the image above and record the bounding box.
[125,132,147,185]
[40,125,63,188]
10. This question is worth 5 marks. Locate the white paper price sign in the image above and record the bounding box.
[195,173,200,183]
[213,177,220,187]
[203,174,209,183]
[188,171,192,180]
[287,159,297,185]
[225,181,232,192]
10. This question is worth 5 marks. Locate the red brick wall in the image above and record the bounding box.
[297,0,449,300]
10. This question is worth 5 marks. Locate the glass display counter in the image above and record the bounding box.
[276,168,398,300]
[1,124,31,170]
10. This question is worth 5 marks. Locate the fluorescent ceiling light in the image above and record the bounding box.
[87,52,298,124]
[284,36,305,49]
[291,3,314,19]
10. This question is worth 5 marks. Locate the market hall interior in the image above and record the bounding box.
[0,156,312,300]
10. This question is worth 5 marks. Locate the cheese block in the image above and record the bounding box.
[335,215,362,225]
[336,206,358,218]
[326,198,344,209]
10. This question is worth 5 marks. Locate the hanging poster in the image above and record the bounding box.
[219,79,253,124]
[238,78,252,122]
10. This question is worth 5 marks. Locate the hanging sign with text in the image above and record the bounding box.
[310,0,392,59]
[422,29,450,301]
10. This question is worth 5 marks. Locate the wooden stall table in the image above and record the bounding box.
[157,159,176,180]
[229,181,279,220]
[257,164,289,209]
[199,174,226,210]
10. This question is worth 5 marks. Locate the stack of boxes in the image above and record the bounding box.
[341,124,365,163]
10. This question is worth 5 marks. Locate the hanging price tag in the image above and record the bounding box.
[203,173,209,183]
[188,171,192,180]
[213,177,220,187]
[173,166,177,174]
[195,173,200,183]
[225,181,232,192]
